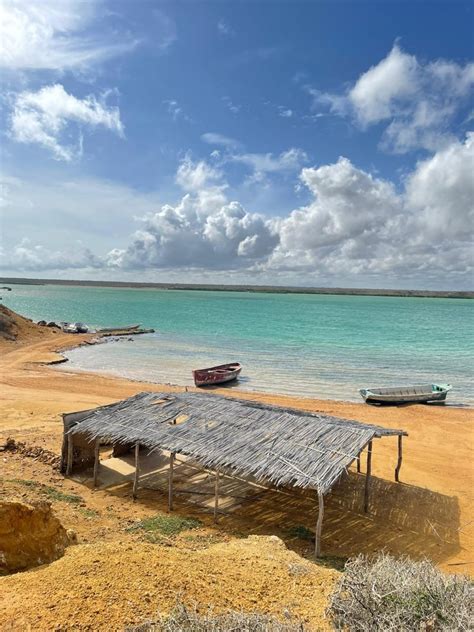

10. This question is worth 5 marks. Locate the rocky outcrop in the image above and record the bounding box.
[0,499,74,574]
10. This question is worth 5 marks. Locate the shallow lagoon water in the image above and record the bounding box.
[4,284,473,404]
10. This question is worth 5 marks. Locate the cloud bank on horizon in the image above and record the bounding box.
[0,0,473,289]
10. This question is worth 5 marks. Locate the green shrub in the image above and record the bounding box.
[327,552,473,631]
[127,514,202,538]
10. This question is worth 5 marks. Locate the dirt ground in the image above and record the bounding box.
[0,308,473,630]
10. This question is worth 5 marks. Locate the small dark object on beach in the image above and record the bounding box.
[37,320,47,326]
[46,321,58,328]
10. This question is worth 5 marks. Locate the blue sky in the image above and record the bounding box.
[0,0,473,288]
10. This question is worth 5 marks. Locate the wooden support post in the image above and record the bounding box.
[93,439,100,487]
[66,433,74,476]
[132,442,140,499]
[356,454,361,473]
[395,435,403,482]
[315,490,324,558]
[364,440,373,513]
[214,470,220,523]
[168,451,175,512]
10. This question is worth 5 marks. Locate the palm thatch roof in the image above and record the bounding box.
[67,391,406,495]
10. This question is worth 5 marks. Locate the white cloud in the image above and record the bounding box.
[217,19,233,36]
[349,45,418,126]
[1,238,103,271]
[230,148,308,183]
[405,132,474,240]
[269,135,473,284]
[222,96,241,114]
[106,157,279,271]
[0,0,137,71]
[10,83,124,161]
[278,157,402,252]
[201,132,241,150]
[278,106,293,118]
[313,45,474,153]
[164,99,190,122]
[2,138,472,288]
[175,156,224,193]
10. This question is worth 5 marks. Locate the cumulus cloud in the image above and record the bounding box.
[313,45,474,153]
[106,157,279,270]
[2,137,472,288]
[0,0,138,71]
[10,83,124,161]
[269,134,473,284]
[405,132,474,240]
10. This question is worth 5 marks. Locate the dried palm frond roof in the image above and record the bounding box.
[67,391,406,495]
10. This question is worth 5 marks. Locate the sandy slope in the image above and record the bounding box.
[0,306,473,629]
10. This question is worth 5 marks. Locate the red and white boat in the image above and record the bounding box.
[192,362,242,387]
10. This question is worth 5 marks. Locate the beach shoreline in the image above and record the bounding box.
[1,319,473,575]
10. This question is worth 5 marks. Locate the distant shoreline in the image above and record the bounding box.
[1,276,473,299]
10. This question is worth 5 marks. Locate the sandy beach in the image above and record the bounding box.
[1,310,473,629]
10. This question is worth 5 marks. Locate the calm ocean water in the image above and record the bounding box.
[3,284,473,405]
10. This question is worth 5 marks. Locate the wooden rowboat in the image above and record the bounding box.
[359,383,452,405]
[193,362,242,387]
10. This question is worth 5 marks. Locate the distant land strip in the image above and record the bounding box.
[1,277,473,299]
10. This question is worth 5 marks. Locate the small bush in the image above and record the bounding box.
[285,525,314,541]
[327,552,473,631]
[127,514,202,539]
[126,603,305,631]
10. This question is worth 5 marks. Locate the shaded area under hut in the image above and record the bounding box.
[61,392,407,556]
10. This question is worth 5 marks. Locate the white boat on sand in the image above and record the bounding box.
[359,383,452,405]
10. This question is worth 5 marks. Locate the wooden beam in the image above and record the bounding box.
[168,451,175,512]
[315,490,324,558]
[395,435,403,482]
[364,440,373,513]
[214,470,220,523]
[356,454,361,473]
[93,440,100,487]
[66,433,73,476]
[132,442,140,499]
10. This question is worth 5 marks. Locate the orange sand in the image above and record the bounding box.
[0,306,473,629]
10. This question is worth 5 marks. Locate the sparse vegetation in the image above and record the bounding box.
[327,552,473,631]
[6,479,83,504]
[127,513,202,541]
[77,507,99,518]
[285,525,314,541]
[126,603,306,631]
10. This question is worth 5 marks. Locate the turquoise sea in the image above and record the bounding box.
[3,284,473,405]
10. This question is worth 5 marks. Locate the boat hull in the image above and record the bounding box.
[193,363,242,387]
[359,384,451,405]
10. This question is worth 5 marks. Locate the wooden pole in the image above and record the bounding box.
[356,454,361,473]
[168,451,175,512]
[132,442,140,499]
[66,433,74,476]
[364,440,373,513]
[395,435,403,482]
[315,490,324,558]
[214,470,220,523]
[93,439,100,487]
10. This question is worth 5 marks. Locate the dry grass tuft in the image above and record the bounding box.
[126,603,306,631]
[327,552,473,631]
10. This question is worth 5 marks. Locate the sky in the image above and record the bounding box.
[0,0,473,289]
